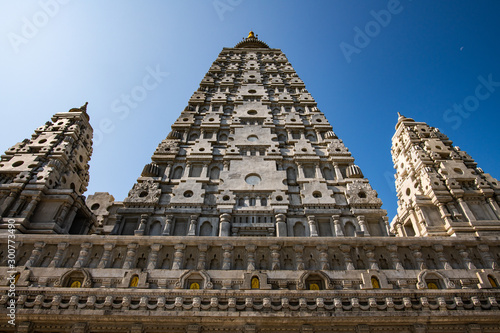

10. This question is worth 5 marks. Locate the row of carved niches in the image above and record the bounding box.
[3,238,499,274]
[3,266,500,291]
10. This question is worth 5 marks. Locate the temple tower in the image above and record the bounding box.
[96,32,389,238]
[390,113,500,237]
[0,103,96,234]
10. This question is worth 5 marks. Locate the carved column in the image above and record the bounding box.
[340,244,355,270]
[317,245,330,270]
[197,244,209,270]
[477,244,497,269]
[222,244,233,270]
[97,243,115,268]
[296,162,305,179]
[122,243,139,269]
[409,245,425,270]
[356,215,370,236]
[171,243,186,270]
[201,163,209,178]
[110,215,123,235]
[0,191,18,216]
[25,241,45,267]
[187,214,199,236]
[270,244,281,270]
[386,245,404,270]
[487,197,500,219]
[293,245,305,270]
[55,202,71,226]
[135,214,148,236]
[457,197,477,222]
[246,244,257,271]
[333,164,343,180]
[8,195,25,217]
[48,242,68,268]
[456,245,476,270]
[164,162,173,181]
[275,213,287,237]
[332,215,343,236]
[185,162,192,178]
[73,242,92,268]
[364,245,378,270]
[20,196,40,219]
[162,215,173,236]
[307,215,318,237]
[219,213,231,237]
[147,244,162,270]
[433,244,452,270]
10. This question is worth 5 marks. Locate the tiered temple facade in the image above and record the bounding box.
[1,33,500,333]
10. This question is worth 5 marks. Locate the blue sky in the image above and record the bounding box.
[1,0,499,220]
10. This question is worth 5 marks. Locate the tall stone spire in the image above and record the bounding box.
[99,33,388,237]
[390,114,500,236]
[0,104,96,234]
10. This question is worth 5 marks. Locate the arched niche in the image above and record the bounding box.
[175,270,213,290]
[297,271,333,290]
[416,270,455,290]
[54,268,92,288]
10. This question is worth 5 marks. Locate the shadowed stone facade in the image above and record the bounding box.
[0,32,499,332]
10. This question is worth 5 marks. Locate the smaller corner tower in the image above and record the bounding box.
[390,113,500,237]
[0,103,96,234]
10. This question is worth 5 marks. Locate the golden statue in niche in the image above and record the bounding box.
[309,283,320,290]
[251,277,260,289]
[190,282,200,289]
[70,281,82,288]
[371,277,380,289]
[129,276,139,288]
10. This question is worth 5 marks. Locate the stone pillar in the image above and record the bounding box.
[333,164,343,180]
[270,244,281,270]
[20,196,40,219]
[307,215,318,237]
[0,191,18,216]
[171,243,186,270]
[55,202,71,226]
[48,242,69,268]
[275,213,287,237]
[456,245,476,270]
[433,244,452,270]
[97,243,115,268]
[340,244,355,270]
[317,244,330,270]
[409,245,425,270]
[315,163,322,179]
[386,245,404,270]
[197,244,209,270]
[364,245,379,270]
[187,214,198,236]
[147,244,162,270]
[356,215,370,236]
[457,197,477,222]
[332,214,344,236]
[487,197,500,219]
[110,215,123,235]
[25,241,45,267]
[222,244,233,270]
[197,162,207,178]
[219,213,231,237]
[162,215,173,236]
[134,214,148,236]
[297,162,305,179]
[293,245,305,270]
[73,242,92,268]
[163,162,173,181]
[122,243,139,269]
[383,216,390,235]
[8,195,25,217]
[185,162,192,177]
[477,244,497,269]
[395,222,404,237]
[246,244,257,271]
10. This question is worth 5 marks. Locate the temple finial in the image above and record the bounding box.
[248,31,255,38]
